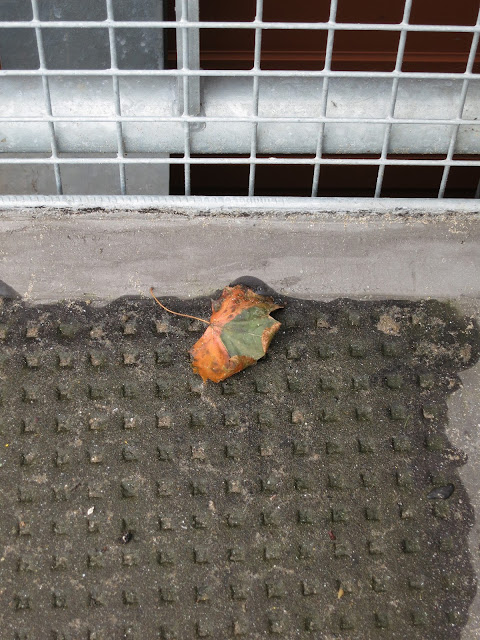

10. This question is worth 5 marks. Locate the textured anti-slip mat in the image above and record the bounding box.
[0,295,479,640]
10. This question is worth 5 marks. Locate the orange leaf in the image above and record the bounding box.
[190,285,283,383]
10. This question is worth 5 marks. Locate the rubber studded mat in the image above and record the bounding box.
[0,295,479,640]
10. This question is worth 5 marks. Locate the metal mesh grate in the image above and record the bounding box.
[0,0,479,199]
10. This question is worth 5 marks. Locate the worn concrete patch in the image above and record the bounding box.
[0,295,479,639]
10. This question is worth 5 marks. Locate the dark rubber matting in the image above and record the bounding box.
[0,295,479,640]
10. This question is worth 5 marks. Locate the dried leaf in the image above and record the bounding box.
[190,285,283,383]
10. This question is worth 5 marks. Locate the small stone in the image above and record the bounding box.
[427,484,454,500]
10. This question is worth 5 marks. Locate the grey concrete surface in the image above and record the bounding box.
[0,208,480,637]
[0,209,479,303]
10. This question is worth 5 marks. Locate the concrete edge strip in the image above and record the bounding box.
[0,195,479,219]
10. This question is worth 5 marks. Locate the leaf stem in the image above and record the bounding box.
[149,287,209,324]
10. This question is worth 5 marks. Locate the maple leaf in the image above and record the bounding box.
[150,284,283,383]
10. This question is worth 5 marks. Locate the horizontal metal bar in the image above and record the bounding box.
[1,77,479,155]
[0,20,479,33]
[0,157,478,166]
[0,195,479,216]
[1,115,478,126]
[0,69,478,80]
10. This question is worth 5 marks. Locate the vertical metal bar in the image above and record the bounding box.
[374,0,412,198]
[30,0,63,195]
[437,8,480,198]
[106,0,126,195]
[248,0,264,197]
[311,0,337,198]
[175,0,200,116]
[180,0,191,195]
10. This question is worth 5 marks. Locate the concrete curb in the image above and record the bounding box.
[0,210,479,303]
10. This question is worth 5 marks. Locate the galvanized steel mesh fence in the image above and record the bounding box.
[0,0,479,199]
